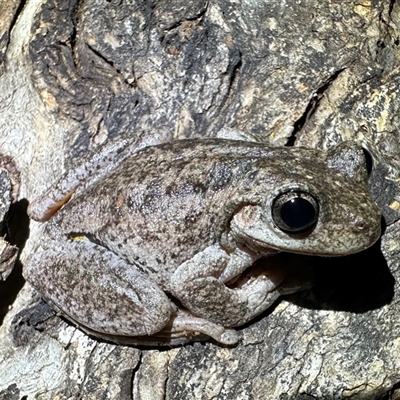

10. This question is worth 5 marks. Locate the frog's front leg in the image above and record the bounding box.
[170,244,281,327]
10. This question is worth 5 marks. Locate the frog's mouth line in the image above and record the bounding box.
[238,229,380,258]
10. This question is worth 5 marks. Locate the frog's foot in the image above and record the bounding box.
[23,240,172,338]
[157,308,239,345]
[170,244,281,328]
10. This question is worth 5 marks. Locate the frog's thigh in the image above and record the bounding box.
[170,244,280,327]
[24,240,172,337]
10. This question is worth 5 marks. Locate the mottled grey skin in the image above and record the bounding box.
[24,138,381,345]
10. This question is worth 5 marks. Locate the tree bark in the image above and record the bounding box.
[0,0,400,399]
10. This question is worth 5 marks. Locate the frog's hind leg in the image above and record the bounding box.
[23,239,172,338]
[142,307,239,345]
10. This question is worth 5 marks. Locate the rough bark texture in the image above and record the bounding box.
[0,0,400,399]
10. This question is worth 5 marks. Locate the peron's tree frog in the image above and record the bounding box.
[24,138,381,345]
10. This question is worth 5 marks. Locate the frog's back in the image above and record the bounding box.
[43,138,381,289]
[47,139,290,287]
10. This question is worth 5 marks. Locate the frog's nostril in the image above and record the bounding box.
[354,221,367,230]
[353,217,379,238]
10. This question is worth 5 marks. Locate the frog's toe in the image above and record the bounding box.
[218,329,240,345]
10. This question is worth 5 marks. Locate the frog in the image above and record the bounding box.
[24,137,381,345]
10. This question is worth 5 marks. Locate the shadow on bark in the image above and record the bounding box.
[0,199,30,325]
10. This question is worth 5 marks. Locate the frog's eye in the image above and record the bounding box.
[272,191,319,234]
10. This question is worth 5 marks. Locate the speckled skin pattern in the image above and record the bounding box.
[24,139,381,345]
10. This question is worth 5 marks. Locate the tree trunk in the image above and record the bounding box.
[0,0,400,399]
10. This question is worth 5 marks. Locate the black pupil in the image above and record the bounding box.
[280,197,316,231]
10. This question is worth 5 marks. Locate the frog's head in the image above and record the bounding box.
[230,142,382,256]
